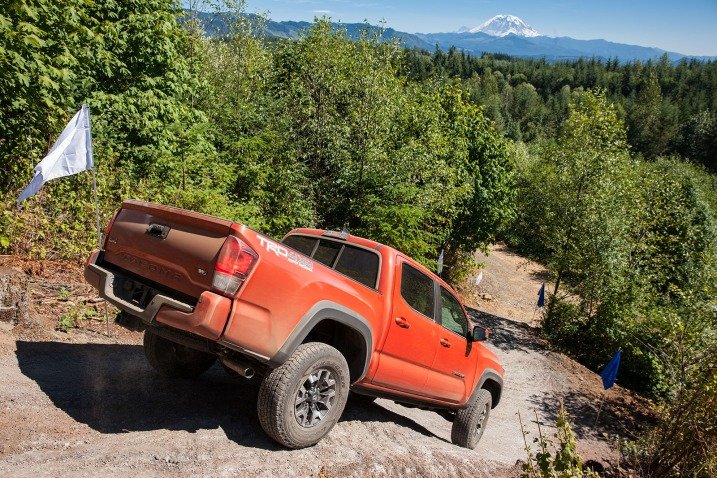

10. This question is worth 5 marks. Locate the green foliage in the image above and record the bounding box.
[0,0,93,192]
[508,88,717,404]
[628,159,716,301]
[520,404,599,478]
[626,341,717,477]
[56,304,95,332]
[402,49,717,170]
[678,111,717,168]
[1,0,222,260]
[510,89,632,302]
[626,73,679,159]
[56,311,75,333]
[197,16,514,269]
[2,5,514,275]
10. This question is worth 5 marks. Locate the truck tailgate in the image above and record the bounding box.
[102,200,232,299]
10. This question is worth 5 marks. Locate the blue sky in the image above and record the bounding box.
[234,0,717,56]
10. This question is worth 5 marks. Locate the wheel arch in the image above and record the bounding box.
[469,369,503,409]
[268,301,373,383]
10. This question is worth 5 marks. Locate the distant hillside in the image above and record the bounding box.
[187,11,433,50]
[186,11,715,62]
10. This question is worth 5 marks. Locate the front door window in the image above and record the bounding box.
[439,287,468,337]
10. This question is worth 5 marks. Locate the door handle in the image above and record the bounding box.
[395,317,410,329]
[440,338,451,348]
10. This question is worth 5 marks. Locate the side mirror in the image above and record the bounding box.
[471,325,489,342]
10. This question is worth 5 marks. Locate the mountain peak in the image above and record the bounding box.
[467,14,540,37]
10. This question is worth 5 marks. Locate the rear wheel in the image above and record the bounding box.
[143,330,215,379]
[451,388,492,449]
[258,342,350,449]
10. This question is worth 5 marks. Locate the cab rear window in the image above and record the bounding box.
[282,235,379,289]
[282,235,318,256]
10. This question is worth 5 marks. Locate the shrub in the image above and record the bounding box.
[520,402,600,478]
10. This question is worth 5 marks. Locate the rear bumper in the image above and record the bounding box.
[84,250,231,340]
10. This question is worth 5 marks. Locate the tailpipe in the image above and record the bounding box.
[221,357,255,379]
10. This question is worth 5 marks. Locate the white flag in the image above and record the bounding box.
[17,104,94,206]
[474,270,484,285]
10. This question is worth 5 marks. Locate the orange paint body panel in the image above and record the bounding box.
[155,291,231,341]
[219,224,386,361]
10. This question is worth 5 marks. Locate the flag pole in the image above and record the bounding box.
[85,104,110,337]
[594,390,607,425]
[595,348,621,426]
[532,283,546,326]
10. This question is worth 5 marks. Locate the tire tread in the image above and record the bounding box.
[258,342,349,448]
[451,388,492,449]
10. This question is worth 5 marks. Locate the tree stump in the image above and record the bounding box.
[0,266,29,327]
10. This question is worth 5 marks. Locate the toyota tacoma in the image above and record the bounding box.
[84,200,504,449]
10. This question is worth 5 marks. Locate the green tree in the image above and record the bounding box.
[0,0,93,192]
[440,85,515,281]
[513,90,631,299]
[1,0,215,259]
[627,74,679,158]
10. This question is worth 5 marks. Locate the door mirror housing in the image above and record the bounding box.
[471,325,489,342]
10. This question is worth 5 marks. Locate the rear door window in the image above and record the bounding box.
[400,263,435,319]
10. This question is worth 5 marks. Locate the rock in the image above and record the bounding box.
[480,293,494,301]
[0,266,29,327]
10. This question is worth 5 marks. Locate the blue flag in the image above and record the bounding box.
[600,349,622,390]
[537,283,545,308]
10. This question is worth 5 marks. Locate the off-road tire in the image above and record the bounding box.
[143,330,215,379]
[451,388,492,449]
[258,342,350,449]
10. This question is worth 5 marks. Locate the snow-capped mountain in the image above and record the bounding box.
[467,14,540,37]
[191,11,716,63]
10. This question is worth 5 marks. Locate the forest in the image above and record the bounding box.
[404,47,717,169]
[0,0,715,476]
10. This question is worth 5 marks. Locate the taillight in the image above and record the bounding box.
[101,208,120,250]
[212,235,258,297]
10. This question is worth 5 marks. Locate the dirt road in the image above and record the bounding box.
[0,251,649,477]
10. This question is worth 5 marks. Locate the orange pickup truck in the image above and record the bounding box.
[84,200,504,449]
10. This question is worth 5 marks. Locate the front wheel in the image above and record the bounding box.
[451,388,492,449]
[257,342,350,449]
[143,330,216,379]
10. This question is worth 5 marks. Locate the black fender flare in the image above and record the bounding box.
[466,368,503,408]
[268,300,373,381]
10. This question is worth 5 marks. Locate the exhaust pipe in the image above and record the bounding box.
[221,357,255,379]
